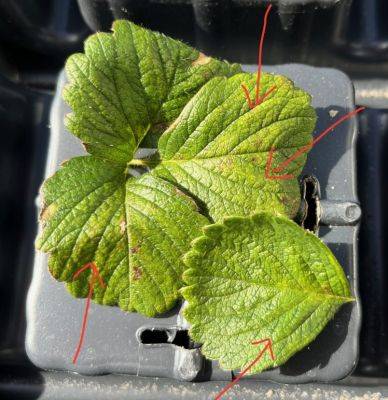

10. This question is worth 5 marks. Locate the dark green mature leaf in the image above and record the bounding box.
[182,213,353,373]
[36,157,208,316]
[154,72,317,221]
[63,20,241,162]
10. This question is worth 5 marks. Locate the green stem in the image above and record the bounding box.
[128,157,160,168]
[128,159,150,167]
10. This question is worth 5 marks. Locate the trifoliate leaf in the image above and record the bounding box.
[155,72,317,220]
[63,20,241,162]
[181,213,353,373]
[36,156,208,316]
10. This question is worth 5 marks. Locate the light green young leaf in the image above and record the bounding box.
[36,156,208,317]
[63,20,241,162]
[154,72,317,221]
[181,213,353,373]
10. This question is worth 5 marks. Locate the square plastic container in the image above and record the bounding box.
[26,64,361,383]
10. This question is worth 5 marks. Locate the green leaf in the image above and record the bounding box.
[154,72,317,221]
[181,213,353,373]
[36,156,208,317]
[63,20,241,162]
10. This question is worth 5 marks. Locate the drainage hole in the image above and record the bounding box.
[301,175,320,233]
[140,329,169,344]
[139,329,192,349]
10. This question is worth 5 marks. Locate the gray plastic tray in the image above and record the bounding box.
[26,64,361,383]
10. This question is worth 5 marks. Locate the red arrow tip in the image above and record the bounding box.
[73,262,105,289]
[265,147,294,180]
[252,338,275,360]
[214,338,276,400]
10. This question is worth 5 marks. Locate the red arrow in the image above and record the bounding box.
[242,4,276,109]
[72,262,105,364]
[265,106,366,180]
[214,338,275,400]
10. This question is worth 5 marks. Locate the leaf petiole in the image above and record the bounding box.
[128,156,160,169]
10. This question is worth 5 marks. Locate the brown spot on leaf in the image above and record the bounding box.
[218,157,233,171]
[132,266,142,281]
[131,245,140,254]
[40,203,58,222]
[119,220,126,234]
[192,52,211,66]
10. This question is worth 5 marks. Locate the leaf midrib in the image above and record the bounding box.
[160,146,307,163]
[188,273,354,303]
